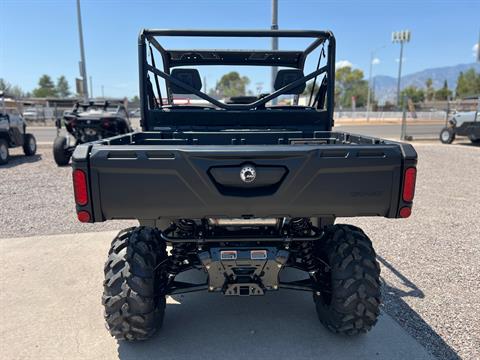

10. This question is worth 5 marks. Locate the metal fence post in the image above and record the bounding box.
[445,98,450,127]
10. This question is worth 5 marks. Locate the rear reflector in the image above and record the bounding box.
[399,207,412,218]
[77,210,91,223]
[73,169,88,206]
[220,250,237,260]
[402,167,417,202]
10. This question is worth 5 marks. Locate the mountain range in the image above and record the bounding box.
[372,62,480,103]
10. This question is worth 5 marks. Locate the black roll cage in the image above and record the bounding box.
[138,29,336,130]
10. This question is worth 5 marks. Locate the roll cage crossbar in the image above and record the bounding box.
[138,29,336,129]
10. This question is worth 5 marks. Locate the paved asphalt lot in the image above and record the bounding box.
[0,142,479,359]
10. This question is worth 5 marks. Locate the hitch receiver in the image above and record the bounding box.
[199,247,289,296]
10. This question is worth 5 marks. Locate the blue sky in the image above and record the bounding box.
[1,0,479,98]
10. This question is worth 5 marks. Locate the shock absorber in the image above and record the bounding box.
[176,219,196,238]
[290,217,311,236]
[297,241,317,272]
[289,218,317,271]
[169,242,190,275]
[167,219,197,275]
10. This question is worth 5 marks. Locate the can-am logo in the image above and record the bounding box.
[240,165,256,183]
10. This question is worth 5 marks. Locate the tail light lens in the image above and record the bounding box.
[77,210,91,223]
[102,118,111,128]
[73,169,88,206]
[402,167,416,202]
[399,207,412,218]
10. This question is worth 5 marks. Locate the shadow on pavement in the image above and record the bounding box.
[453,140,480,147]
[378,255,461,360]
[116,263,452,360]
[1,154,42,168]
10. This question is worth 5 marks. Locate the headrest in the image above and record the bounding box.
[274,69,305,94]
[170,68,202,94]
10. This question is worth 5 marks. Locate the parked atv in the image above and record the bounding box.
[53,100,132,166]
[440,96,480,144]
[0,92,37,165]
[71,29,418,341]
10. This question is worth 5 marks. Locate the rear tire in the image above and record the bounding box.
[0,139,9,165]
[23,133,37,156]
[468,135,480,145]
[313,224,381,335]
[439,127,455,144]
[102,227,168,341]
[53,136,71,166]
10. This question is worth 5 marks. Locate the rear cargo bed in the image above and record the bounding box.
[72,131,417,222]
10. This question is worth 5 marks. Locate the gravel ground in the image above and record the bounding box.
[1,142,479,359]
[340,143,480,360]
[0,146,136,237]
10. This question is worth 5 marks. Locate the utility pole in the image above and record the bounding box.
[366,46,384,121]
[89,76,93,98]
[76,0,89,102]
[477,29,480,63]
[392,30,411,108]
[271,0,278,104]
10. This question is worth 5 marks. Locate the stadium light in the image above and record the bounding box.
[392,30,411,107]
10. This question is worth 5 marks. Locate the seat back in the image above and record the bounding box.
[170,69,202,94]
[273,69,305,94]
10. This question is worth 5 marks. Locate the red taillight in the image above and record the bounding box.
[73,169,88,206]
[77,210,91,223]
[102,118,111,128]
[402,167,416,202]
[399,207,412,218]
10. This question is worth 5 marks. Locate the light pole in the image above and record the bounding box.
[76,0,89,102]
[392,30,411,108]
[89,76,93,98]
[271,0,278,104]
[366,46,385,121]
[477,29,480,63]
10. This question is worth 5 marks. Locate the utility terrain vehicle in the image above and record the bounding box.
[71,30,418,340]
[440,96,480,144]
[53,100,132,166]
[0,92,37,165]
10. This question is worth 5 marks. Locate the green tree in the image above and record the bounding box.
[0,78,10,93]
[0,78,24,98]
[435,80,452,101]
[215,72,250,97]
[425,78,435,101]
[56,76,71,97]
[400,86,425,104]
[455,69,480,98]
[32,75,57,98]
[302,82,320,96]
[130,95,140,107]
[335,66,368,108]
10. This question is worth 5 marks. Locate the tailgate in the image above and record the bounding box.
[73,142,416,221]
